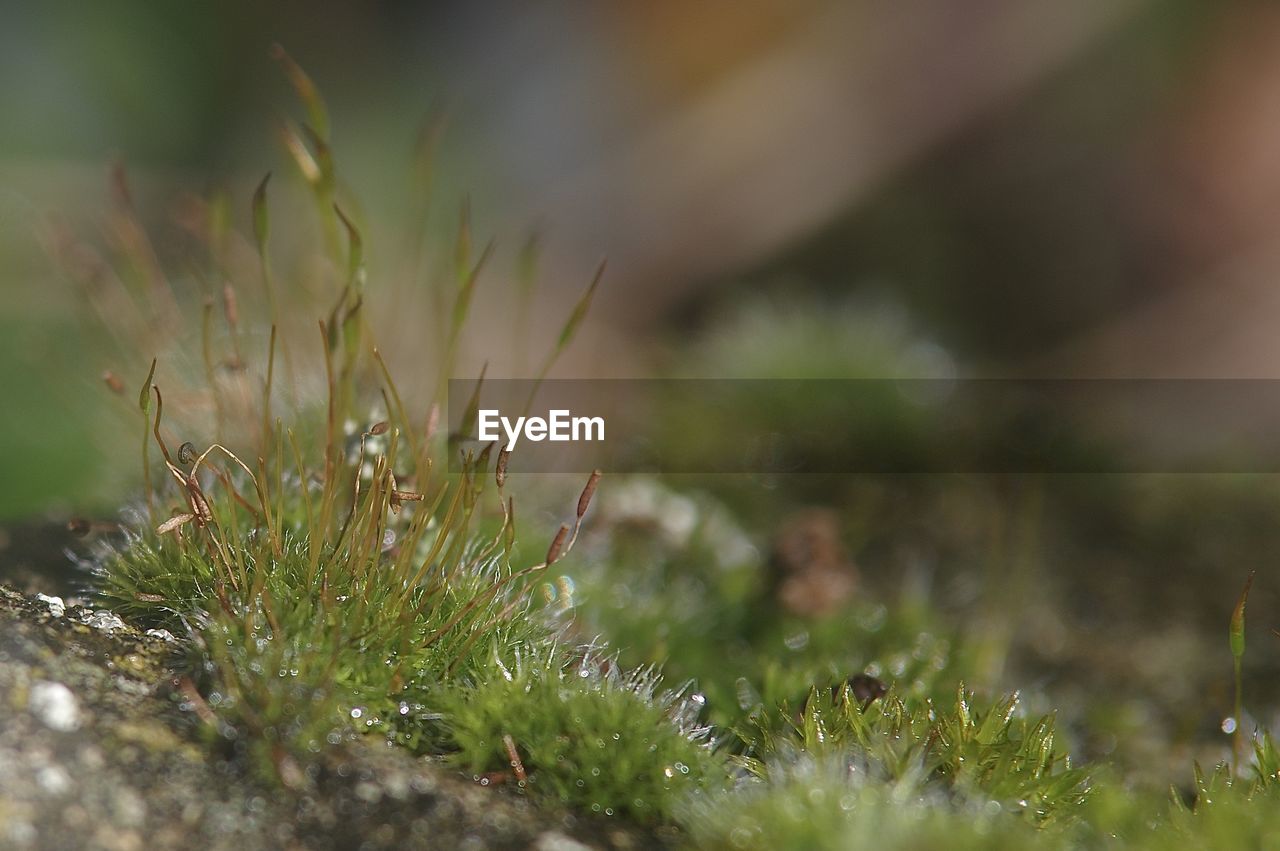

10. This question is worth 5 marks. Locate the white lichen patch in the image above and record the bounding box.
[28,681,80,732]
[534,831,592,851]
[111,787,148,828]
[79,610,127,634]
[35,765,71,795]
[34,594,65,618]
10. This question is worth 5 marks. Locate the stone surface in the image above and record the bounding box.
[0,585,661,850]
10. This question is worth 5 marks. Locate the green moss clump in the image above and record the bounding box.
[733,682,1090,827]
[687,756,1051,851]
[75,49,724,830]
[443,646,725,822]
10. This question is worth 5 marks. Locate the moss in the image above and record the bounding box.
[442,645,725,822]
[686,756,1052,851]
[69,51,717,835]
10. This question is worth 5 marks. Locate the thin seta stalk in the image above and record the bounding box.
[1231,570,1255,776]
[522,259,605,417]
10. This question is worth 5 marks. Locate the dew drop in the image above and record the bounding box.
[784,631,809,651]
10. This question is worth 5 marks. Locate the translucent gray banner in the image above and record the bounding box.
[446,379,1280,474]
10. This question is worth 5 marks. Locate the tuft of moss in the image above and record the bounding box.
[57,47,747,835]
[686,755,1052,851]
[442,645,726,822]
[732,682,1090,828]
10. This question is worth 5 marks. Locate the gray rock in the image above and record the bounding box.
[0,585,664,850]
